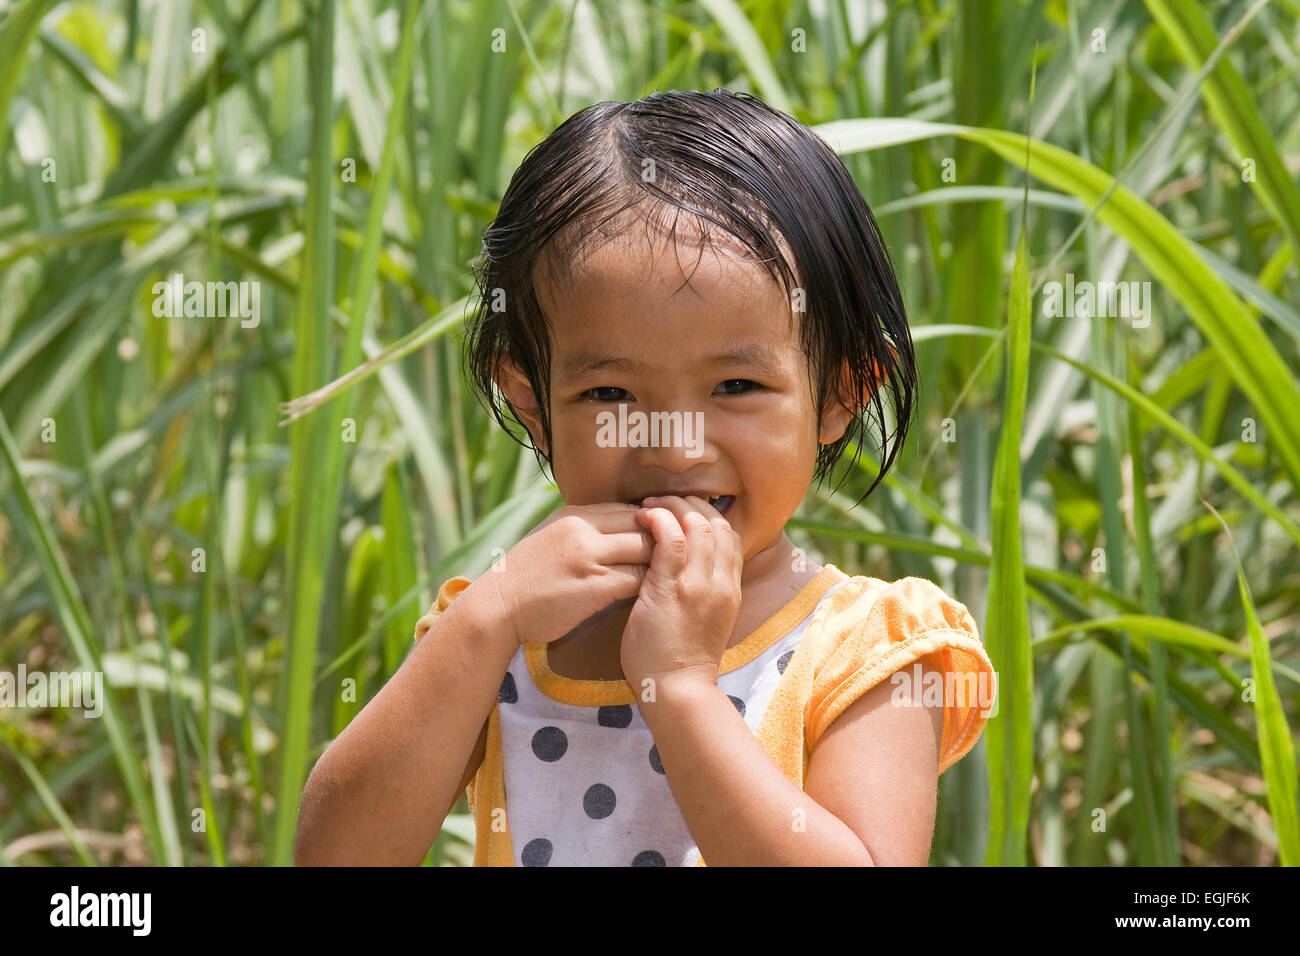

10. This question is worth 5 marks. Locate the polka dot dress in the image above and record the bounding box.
[497,580,853,866]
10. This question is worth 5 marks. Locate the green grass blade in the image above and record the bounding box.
[332,526,385,737]
[0,742,97,866]
[278,294,470,425]
[1036,615,1300,688]
[381,460,421,673]
[272,0,338,867]
[983,224,1034,866]
[1237,570,1300,864]
[1126,355,1180,864]
[696,0,792,114]
[318,0,426,723]
[0,0,58,157]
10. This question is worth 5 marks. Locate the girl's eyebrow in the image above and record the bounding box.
[558,345,783,382]
[557,352,650,381]
[705,345,784,378]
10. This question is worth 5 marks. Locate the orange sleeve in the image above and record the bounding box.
[412,576,473,643]
[805,576,996,775]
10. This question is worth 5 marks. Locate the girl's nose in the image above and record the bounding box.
[627,408,717,469]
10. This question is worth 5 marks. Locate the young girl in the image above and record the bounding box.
[295,89,996,867]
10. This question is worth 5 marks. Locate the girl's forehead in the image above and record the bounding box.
[538,198,798,299]
[542,231,790,324]
[549,272,799,367]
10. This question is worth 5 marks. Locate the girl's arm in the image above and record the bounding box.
[296,502,652,865]
[624,496,946,865]
[802,664,946,864]
[294,590,515,865]
[640,662,944,866]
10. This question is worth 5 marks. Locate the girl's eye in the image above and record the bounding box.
[715,379,761,395]
[581,387,630,402]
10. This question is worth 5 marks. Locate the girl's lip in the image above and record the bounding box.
[631,494,736,516]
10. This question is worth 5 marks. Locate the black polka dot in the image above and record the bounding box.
[631,850,665,866]
[499,671,517,703]
[531,726,567,762]
[727,695,746,718]
[521,838,552,866]
[598,704,633,728]
[648,745,664,774]
[777,649,794,675]
[583,783,616,819]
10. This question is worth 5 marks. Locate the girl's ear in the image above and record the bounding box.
[817,372,856,446]
[494,357,550,457]
[817,342,899,446]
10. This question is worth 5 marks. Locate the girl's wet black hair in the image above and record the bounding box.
[463,88,917,506]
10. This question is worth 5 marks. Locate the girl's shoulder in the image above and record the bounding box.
[802,568,995,772]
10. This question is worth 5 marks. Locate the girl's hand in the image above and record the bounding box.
[469,503,654,648]
[619,495,744,696]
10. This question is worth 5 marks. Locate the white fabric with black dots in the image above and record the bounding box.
[497,580,853,866]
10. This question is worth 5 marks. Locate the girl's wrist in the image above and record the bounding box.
[444,578,523,660]
[627,663,720,706]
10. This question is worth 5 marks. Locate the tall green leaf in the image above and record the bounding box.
[0,0,58,157]
[1238,570,1300,865]
[273,0,338,867]
[983,226,1034,865]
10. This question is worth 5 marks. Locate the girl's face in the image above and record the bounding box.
[498,220,857,585]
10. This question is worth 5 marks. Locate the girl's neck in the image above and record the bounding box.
[741,531,819,590]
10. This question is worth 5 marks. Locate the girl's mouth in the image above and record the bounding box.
[708,495,735,517]
[631,494,736,517]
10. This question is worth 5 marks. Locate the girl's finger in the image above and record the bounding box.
[729,527,744,590]
[529,502,639,535]
[690,497,739,595]
[644,495,714,578]
[699,497,739,582]
[595,529,657,566]
[599,563,648,599]
[581,506,655,533]
[636,506,689,579]
[681,495,727,579]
